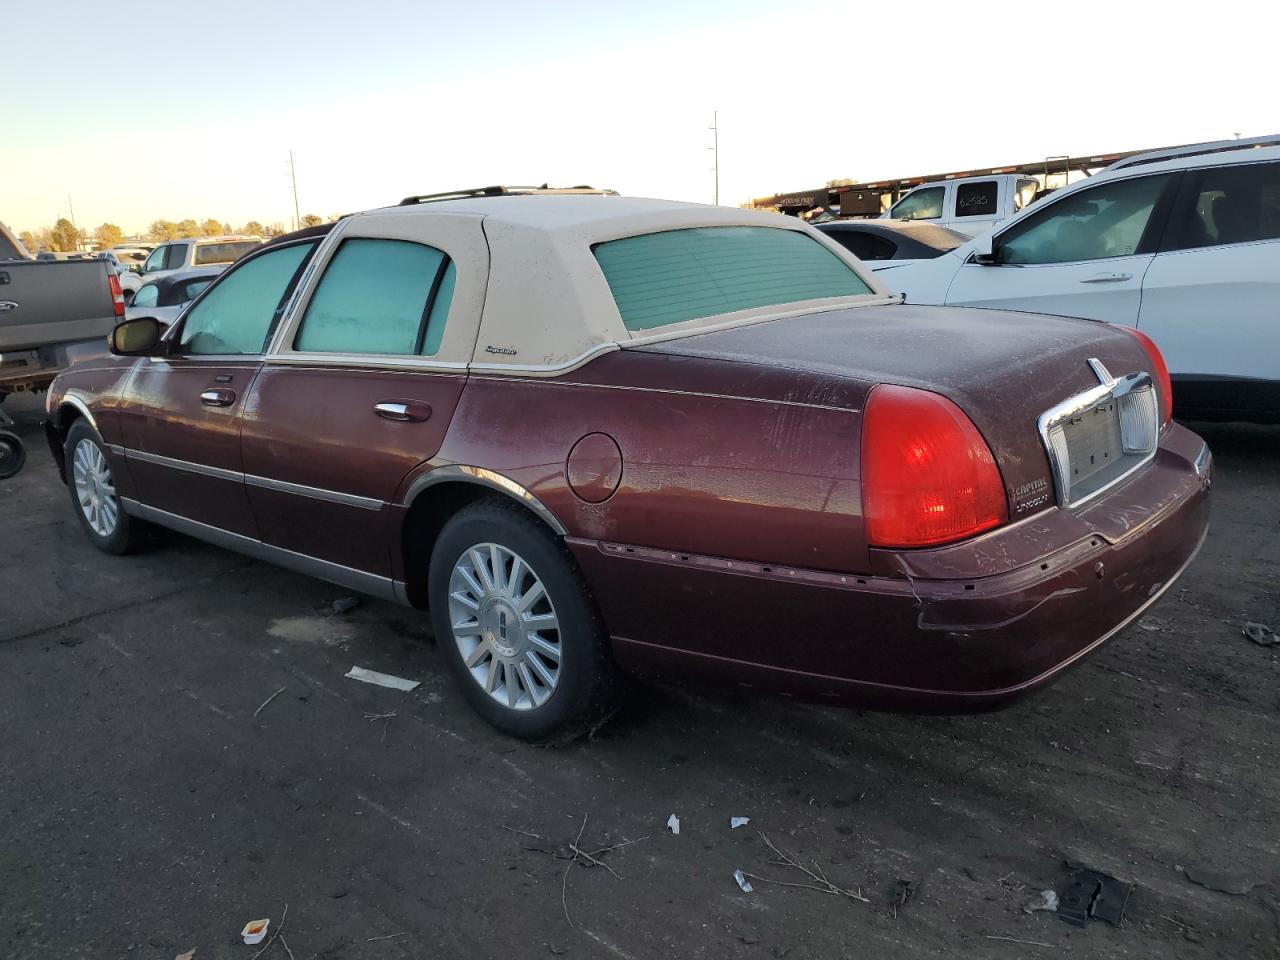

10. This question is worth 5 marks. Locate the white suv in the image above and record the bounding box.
[138,236,262,283]
[884,135,1280,423]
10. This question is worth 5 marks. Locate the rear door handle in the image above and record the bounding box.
[374,400,432,422]
[200,388,236,407]
[1080,272,1133,283]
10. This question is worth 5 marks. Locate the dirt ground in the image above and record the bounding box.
[1,390,1276,960]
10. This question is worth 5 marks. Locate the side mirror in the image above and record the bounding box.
[971,233,997,265]
[109,317,163,356]
[129,264,142,274]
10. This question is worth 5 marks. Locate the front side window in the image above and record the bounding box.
[891,187,945,221]
[178,242,315,355]
[295,238,453,355]
[1171,162,1280,250]
[997,174,1171,265]
[194,240,260,265]
[142,246,167,273]
[1015,178,1040,211]
[955,181,998,218]
[163,243,189,271]
[132,283,159,308]
[594,226,872,331]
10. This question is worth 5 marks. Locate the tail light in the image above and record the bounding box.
[862,384,1008,548]
[1117,327,1172,425]
[108,272,126,318]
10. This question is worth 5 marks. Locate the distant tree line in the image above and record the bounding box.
[19,213,343,255]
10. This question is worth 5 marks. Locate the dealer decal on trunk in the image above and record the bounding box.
[1013,476,1052,514]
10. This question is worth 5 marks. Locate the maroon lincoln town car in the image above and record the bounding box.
[44,193,1212,739]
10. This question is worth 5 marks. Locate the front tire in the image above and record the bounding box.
[428,498,624,741]
[64,420,147,555]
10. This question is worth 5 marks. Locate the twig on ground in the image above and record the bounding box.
[562,814,588,927]
[249,903,288,960]
[749,832,870,903]
[278,934,297,960]
[984,935,1054,948]
[363,711,397,742]
[584,836,650,858]
[502,825,545,841]
[1160,914,1197,932]
[366,933,409,942]
[253,686,287,719]
[569,843,623,880]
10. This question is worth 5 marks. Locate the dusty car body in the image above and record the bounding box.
[43,195,1212,738]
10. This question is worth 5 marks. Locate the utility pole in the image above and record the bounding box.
[287,150,301,231]
[67,195,77,228]
[709,112,720,205]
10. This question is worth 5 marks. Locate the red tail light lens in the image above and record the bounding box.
[1118,326,1172,425]
[862,384,1008,548]
[108,272,125,318]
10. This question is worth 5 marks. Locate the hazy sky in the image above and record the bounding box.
[6,0,1276,235]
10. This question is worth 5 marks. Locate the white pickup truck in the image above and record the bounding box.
[883,174,1043,237]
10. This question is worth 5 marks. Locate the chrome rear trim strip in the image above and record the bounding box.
[245,474,383,511]
[120,498,406,604]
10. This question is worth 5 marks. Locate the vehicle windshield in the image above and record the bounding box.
[594,226,873,331]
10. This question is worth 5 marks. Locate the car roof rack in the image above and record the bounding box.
[1108,133,1280,170]
[398,185,618,206]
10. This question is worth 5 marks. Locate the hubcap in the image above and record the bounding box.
[72,438,118,537]
[448,543,561,711]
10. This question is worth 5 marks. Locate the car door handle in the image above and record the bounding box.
[374,400,432,422]
[200,388,236,407]
[1080,272,1134,283]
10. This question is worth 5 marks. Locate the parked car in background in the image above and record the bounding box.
[138,235,261,282]
[124,267,221,326]
[884,173,1043,237]
[816,219,968,272]
[45,193,1210,739]
[884,135,1280,423]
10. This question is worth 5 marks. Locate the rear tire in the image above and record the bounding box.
[427,498,624,741]
[0,431,25,479]
[64,420,148,555]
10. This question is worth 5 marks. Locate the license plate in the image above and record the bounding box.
[1062,399,1122,493]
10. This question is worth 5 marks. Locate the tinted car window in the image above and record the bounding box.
[955,181,998,218]
[163,243,188,271]
[179,242,316,355]
[891,187,944,221]
[824,230,897,261]
[595,226,872,331]
[132,283,159,308]
[194,240,260,265]
[1171,161,1280,250]
[296,238,452,355]
[998,175,1170,265]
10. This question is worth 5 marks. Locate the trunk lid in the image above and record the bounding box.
[631,303,1159,517]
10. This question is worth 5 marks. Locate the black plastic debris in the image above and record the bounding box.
[332,596,361,614]
[1058,867,1133,927]
[891,878,920,917]
[1242,622,1276,646]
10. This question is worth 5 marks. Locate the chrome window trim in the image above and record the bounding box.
[1037,359,1158,509]
[244,474,383,511]
[264,354,470,373]
[402,465,568,536]
[120,497,406,605]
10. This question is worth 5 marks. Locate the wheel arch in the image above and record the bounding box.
[399,467,569,608]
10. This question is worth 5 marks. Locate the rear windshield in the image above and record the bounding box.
[594,226,872,331]
[194,240,260,265]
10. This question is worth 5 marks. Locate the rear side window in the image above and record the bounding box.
[179,242,316,355]
[1171,162,1280,250]
[891,187,944,221]
[824,230,897,261]
[194,240,260,265]
[955,181,998,218]
[295,238,454,355]
[132,283,159,308]
[594,227,872,331]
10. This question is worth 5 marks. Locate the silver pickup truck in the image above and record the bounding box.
[1,224,123,405]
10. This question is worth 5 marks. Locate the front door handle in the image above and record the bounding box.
[374,400,432,422]
[200,388,236,407]
[1080,272,1134,283]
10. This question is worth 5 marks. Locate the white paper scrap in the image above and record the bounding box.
[730,817,750,829]
[733,869,754,893]
[667,814,680,835]
[345,666,421,692]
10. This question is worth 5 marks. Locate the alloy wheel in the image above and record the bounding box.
[72,438,118,537]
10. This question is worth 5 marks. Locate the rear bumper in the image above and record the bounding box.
[570,423,1212,712]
